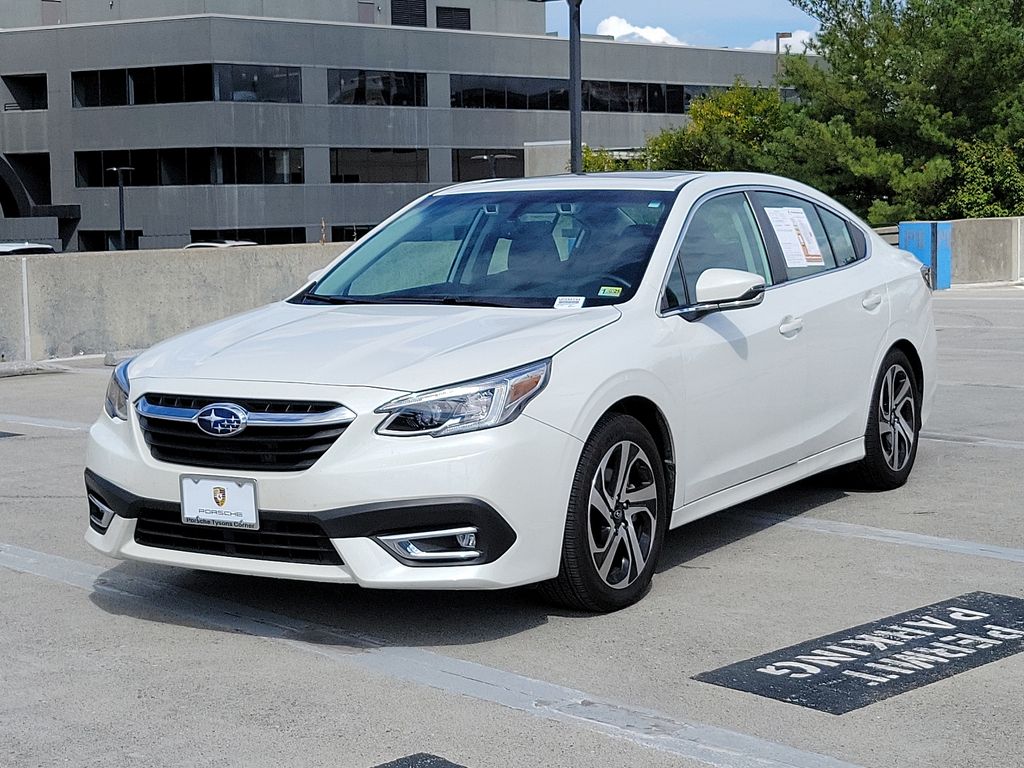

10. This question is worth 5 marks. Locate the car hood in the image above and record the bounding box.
[130,301,620,392]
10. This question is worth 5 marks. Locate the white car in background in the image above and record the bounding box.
[0,242,55,254]
[183,239,258,249]
[85,172,935,612]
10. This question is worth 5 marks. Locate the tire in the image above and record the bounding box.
[540,413,667,612]
[850,349,921,490]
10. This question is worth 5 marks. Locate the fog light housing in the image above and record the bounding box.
[88,493,117,534]
[376,527,482,565]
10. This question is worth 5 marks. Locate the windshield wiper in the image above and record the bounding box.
[303,293,519,308]
[302,294,408,305]
[411,296,520,308]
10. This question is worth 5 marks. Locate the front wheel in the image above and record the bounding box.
[851,349,921,490]
[540,414,667,612]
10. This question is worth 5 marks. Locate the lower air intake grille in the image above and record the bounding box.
[134,509,343,566]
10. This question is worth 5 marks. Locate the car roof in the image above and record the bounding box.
[435,171,704,195]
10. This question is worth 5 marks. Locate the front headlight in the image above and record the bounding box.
[104,360,132,420]
[375,360,550,437]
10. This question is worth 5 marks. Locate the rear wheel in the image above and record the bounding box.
[540,414,667,612]
[851,349,921,490]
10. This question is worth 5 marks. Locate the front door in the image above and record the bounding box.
[663,192,810,503]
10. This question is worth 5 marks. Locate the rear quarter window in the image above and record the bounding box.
[817,207,859,266]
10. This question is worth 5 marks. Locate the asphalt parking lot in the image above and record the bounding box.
[2,287,1022,768]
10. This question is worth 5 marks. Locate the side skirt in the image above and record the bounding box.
[669,439,864,529]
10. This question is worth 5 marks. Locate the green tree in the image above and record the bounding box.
[644,81,787,172]
[593,1,1024,224]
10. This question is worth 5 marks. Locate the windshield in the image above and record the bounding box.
[307,189,677,308]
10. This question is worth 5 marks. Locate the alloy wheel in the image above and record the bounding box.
[878,363,916,472]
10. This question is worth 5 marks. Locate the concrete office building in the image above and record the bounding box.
[0,0,780,251]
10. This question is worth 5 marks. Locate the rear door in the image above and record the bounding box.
[749,191,889,457]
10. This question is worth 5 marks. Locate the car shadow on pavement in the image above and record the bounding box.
[87,473,858,647]
[657,473,852,573]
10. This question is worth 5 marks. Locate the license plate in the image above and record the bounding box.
[180,476,259,531]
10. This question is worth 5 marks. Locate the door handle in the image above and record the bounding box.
[862,293,883,311]
[779,316,804,336]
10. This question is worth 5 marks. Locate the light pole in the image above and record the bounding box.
[106,166,134,251]
[775,31,793,81]
[530,0,584,173]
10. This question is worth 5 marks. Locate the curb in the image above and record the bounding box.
[0,362,72,379]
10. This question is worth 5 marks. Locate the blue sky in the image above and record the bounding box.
[544,1,818,51]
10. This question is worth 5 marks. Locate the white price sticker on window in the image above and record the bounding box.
[765,207,824,268]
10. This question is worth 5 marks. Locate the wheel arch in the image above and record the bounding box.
[603,396,677,512]
[890,338,925,400]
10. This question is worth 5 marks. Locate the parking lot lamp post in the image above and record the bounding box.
[775,31,793,81]
[106,166,134,251]
[530,0,584,173]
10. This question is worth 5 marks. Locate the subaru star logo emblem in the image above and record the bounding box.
[195,403,249,437]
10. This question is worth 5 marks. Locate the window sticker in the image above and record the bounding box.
[765,207,824,269]
[598,286,623,298]
[554,296,586,309]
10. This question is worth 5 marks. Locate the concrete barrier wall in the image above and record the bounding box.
[1,243,349,361]
[900,217,1024,286]
[949,217,1021,284]
[0,258,26,361]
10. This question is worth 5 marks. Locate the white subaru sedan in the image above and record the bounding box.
[86,172,935,611]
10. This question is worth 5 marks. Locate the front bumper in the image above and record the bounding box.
[85,390,583,590]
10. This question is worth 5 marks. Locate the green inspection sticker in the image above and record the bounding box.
[598,286,623,297]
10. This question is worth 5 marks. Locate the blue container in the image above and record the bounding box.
[898,221,952,289]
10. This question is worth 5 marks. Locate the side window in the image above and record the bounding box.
[676,193,772,302]
[817,206,858,266]
[751,191,837,279]
[662,258,686,311]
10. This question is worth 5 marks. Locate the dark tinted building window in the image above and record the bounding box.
[391,0,427,26]
[451,74,720,114]
[683,85,711,112]
[328,70,426,106]
[78,230,142,251]
[666,84,685,113]
[72,71,101,108]
[74,148,303,187]
[73,64,299,107]
[214,64,301,103]
[2,73,48,110]
[332,225,375,242]
[330,148,429,183]
[436,6,471,30]
[451,149,525,182]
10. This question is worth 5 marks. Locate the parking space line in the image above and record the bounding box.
[921,431,1024,451]
[747,514,1024,565]
[0,541,863,768]
[0,414,90,432]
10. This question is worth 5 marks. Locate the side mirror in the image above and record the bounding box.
[685,268,766,318]
[306,267,326,284]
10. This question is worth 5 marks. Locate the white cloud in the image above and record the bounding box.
[748,29,815,53]
[595,16,685,46]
